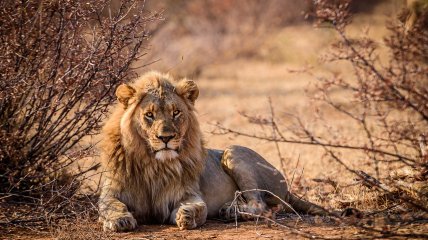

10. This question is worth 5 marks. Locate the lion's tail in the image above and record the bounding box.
[284,193,332,216]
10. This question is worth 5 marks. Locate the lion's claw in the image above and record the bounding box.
[103,212,137,232]
[176,206,197,230]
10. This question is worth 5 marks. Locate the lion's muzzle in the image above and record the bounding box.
[153,134,181,161]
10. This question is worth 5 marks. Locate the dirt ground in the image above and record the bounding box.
[3,220,356,240]
[75,219,362,240]
[9,214,428,239]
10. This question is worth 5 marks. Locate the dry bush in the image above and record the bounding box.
[214,0,428,237]
[0,0,159,232]
[311,0,428,183]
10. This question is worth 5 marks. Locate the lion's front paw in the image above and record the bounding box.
[175,205,199,230]
[102,212,137,232]
[171,198,207,230]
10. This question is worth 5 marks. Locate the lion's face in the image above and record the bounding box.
[135,92,191,161]
[115,73,199,161]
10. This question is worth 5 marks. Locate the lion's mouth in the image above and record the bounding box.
[154,147,177,153]
[154,149,179,161]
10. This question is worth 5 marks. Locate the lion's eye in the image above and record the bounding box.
[173,110,181,118]
[145,112,154,119]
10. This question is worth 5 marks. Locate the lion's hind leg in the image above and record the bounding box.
[219,199,270,222]
[221,145,330,217]
[220,145,287,220]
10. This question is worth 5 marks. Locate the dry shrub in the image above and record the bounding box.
[0,0,159,232]
[311,0,428,180]
[214,0,428,237]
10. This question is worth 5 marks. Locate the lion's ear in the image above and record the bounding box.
[175,79,199,105]
[115,83,136,107]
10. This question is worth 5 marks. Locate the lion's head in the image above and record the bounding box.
[112,71,203,162]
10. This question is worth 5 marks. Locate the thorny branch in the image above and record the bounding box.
[0,0,161,229]
[213,0,428,238]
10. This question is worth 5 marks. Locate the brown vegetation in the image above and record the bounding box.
[0,0,159,233]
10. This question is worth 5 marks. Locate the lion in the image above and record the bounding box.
[99,71,329,232]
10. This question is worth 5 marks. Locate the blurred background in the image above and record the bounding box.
[143,0,402,76]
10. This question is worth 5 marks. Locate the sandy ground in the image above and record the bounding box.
[93,219,361,240]
[7,218,362,240]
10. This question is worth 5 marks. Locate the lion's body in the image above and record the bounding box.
[199,149,238,217]
[99,72,328,232]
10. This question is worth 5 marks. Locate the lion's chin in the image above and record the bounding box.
[155,149,179,161]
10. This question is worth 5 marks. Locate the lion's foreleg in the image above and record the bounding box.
[99,180,137,232]
[170,194,207,230]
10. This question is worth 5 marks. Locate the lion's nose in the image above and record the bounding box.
[157,135,175,143]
